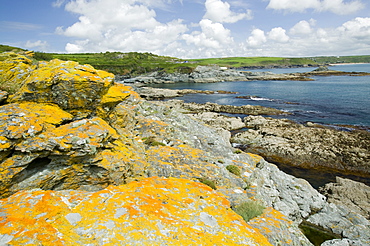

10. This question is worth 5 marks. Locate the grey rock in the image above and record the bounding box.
[231,116,370,177]
[319,177,370,220]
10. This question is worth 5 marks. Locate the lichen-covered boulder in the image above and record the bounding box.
[0,102,147,198]
[0,52,35,94]
[2,54,114,117]
[0,176,272,245]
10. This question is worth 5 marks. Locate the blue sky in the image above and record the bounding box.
[1,0,370,58]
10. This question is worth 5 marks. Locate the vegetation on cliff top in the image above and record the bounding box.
[2,44,370,77]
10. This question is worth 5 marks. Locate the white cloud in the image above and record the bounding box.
[57,0,187,53]
[268,27,290,42]
[183,19,233,49]
[54,1,370,58]
[337,17,370,40]
[290,20,314,36]
[247,29,267,47]
[25,40,49,50]
[266,0,364,15]
[203,0,252,23]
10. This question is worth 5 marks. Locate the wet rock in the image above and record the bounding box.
[319,177,370,219]
[231,116,370,177]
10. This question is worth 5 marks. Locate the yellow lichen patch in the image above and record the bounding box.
[0,103,72,143]
[0,52,35,94]
[15,117,118,156]
[101,83,140,105]
[92,139,149,184]
[145,145,239,189]
[0,177,272,245]
[5,58,115,114]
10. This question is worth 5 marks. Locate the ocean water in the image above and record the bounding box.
[150,64,370,128]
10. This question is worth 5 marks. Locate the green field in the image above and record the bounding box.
[1,44,370,76]
[189,57,317,67]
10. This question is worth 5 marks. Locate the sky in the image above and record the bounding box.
[1,0,370,58]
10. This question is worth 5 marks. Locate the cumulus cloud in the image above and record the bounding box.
[203,0,252,23]
[183,19,233,49]
[57,0,187,53]
[268,27,290,42]
[290,20,314,36]
[247,29,267,47]
[266,0,364,15]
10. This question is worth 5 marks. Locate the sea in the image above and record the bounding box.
[148,63,370,187]
[149,63,370,130]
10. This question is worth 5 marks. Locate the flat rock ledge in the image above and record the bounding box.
[231,116,370,178]
[152,99,289,116]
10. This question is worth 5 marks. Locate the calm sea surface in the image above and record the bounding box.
[150,63,370,128]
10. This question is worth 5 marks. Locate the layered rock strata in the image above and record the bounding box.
[0,52,369,245]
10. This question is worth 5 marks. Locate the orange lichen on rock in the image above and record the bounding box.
[0,52,35,94]
[101,83,140,105]
[248,207,308,245]
[5,57,114,116]
[0,177,272,245]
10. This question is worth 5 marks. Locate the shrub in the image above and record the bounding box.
[233,200,265,222]
[226,165,241,176]
[197,178,217,190]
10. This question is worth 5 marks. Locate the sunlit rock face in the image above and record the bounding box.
[0,176,272,246]
[0,52,369,245]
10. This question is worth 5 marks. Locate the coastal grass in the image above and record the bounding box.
[233,200,265,222]
[226,165,241,176]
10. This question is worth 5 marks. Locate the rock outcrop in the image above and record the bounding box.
[134,86,237,100]
[153,99,289,116]
[0,176,272,245]
[1,52,369,245]
[319,177,370,220]
[231,116,370,177]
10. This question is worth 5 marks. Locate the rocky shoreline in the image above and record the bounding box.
[118,65,370,84]
[1,52,370,245]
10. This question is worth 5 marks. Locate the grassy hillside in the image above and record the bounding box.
[309,55,370,64]
[49,52,195,76]
[188,57,317,67]
[0,44,27,53]
[2,44,370,76]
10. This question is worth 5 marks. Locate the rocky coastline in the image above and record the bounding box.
[0,52,370,245]
[118,64,370,84]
